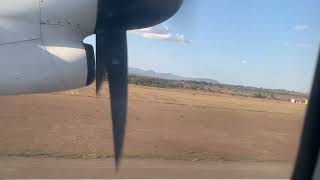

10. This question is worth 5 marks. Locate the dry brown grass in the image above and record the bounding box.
[0,83,305,162]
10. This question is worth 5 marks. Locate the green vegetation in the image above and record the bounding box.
[128,75,308,101]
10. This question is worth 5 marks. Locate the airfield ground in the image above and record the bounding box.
[0,84,306,178]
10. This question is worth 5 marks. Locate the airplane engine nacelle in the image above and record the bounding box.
[0,0,97,95]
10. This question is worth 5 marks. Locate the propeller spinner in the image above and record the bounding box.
[94,0,183,169]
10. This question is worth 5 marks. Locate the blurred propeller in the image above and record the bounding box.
[94,0,183,170]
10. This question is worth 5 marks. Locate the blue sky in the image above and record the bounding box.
[85,0,320,92]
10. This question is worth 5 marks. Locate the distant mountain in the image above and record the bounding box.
[129,67,219,84]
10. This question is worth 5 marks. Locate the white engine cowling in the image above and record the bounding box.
[0,0,97,95]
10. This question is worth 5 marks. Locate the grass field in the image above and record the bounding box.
[0,83,306,162]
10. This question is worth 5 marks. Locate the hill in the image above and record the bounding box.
[129,67,219,84]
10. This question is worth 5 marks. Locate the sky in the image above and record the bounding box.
[84,0,320,93]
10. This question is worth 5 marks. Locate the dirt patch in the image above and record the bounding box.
[0,84,305,162]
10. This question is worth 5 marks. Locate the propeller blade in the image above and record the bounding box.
[106,28,128,170]
[96,27,128,170]
[95,30,107,94]
[95,0,183,170]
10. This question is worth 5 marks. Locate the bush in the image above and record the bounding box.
[254,93,266,99]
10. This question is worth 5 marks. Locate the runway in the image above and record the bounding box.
[0,156,292,179]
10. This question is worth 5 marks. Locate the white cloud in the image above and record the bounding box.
[282,41,312,48]
[294,25,309,31]
[295,43,311,48]
[129,24,191,44]
[241,60,247,64]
